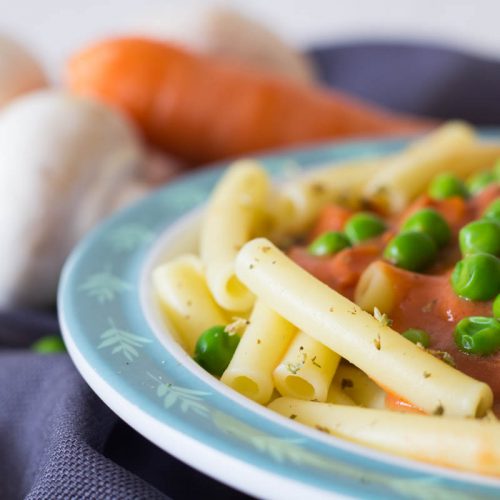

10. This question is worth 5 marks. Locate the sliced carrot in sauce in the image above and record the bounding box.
[309,204,355,241]
[473,184,500,216]
[397,194,472,236]
[370,377,426,414]
[288,244,382,300]
[385,392,426,415]
[326,244,383,299]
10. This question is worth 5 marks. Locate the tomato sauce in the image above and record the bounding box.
[289,187,499,410]
[308,204,355,241]
[382,262,497,399]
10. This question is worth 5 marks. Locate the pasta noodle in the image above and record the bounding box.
[354,261,396,314]
[331,363,386,409]
[221,300,296,404]
[152,254,229,354]
[273,331,341,402]
[200,159,270,311]
[269,159,384,240]
[235,238,493,417]
[326,385,357,406]
[269,397,500,477]
[363,121,500,212]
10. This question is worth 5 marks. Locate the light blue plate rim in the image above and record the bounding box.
[58,131,500,500]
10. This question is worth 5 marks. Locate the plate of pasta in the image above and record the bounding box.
[59,122,500,499]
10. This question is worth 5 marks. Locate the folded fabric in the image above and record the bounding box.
[0,310,241,499]
[2,41,500,500]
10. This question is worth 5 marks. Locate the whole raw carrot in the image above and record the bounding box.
[67,38,432,164]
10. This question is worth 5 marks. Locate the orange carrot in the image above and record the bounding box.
[399,194,470,235]
[67,38,433,164]
[288,243,381,300]
[371,377,426,414]
[326,244,382,296]
[385,392,426,415]
[373,378,426,414]
[309,204,355,241]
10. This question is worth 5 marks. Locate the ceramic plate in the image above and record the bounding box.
[59,134,500,500]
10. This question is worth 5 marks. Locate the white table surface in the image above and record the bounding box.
[2,0,500,80]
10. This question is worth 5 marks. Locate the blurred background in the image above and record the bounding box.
[3,0,500,78]
[2,0,500,309]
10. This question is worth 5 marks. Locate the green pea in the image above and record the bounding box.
[194,325,240,377]
[454,316,500,356]
[428,173,468,200]
[483,199,500,224]
[451,253,500,301]
[493,294,500,318]
[494,160,500,180]
[344,212,386,244]
[466,170,496,194]
[383,231,437,272]
[459,219,500,257]
[31,335,66,354]
[401,208,451,248]
[308,231,351,256]
[402,328,431,348]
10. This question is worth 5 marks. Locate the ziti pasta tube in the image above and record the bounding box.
[326,385,357,406]
[273,331,340,402]
[363,121,500,213]
[200,160,269,311]
[221,300,296,404]
[269,397,500,477]
[153,254,228,354]
[354,261,396,314]
[269,158,384,240]
[235,238,493,417]
[332,363,386,409]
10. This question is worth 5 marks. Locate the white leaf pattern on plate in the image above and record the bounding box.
[79,267,132,303]
[148,373,211,417]
[97,318,152,361]
[107,223,154,252]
